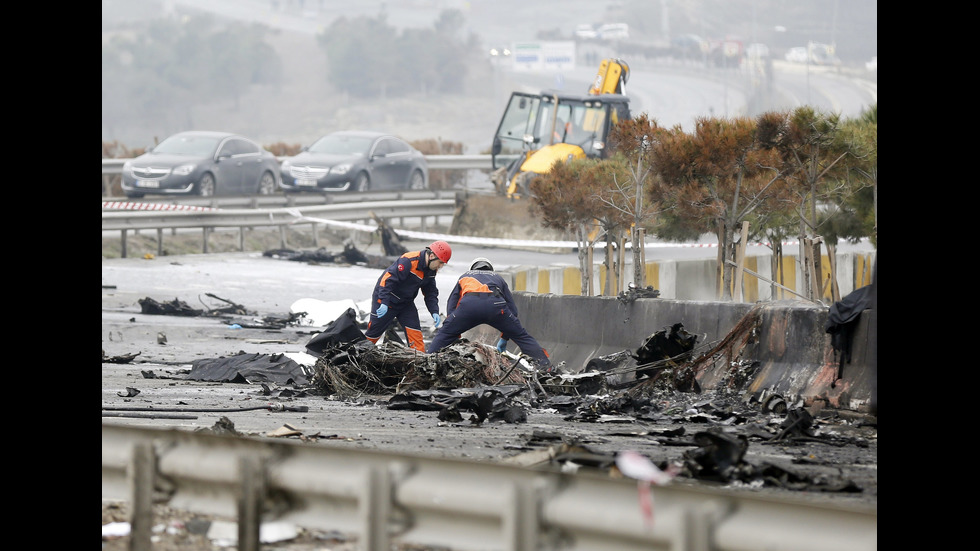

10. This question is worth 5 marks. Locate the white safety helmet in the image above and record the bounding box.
[470,257,493,271]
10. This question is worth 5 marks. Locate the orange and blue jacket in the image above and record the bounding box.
[445,269,517,317]
[373,250,440,315]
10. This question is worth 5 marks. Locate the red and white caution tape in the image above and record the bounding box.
[102,201,218,212]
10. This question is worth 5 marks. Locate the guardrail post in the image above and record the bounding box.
[360,464,393,551]
[503,480,542,551]
[238,227,246,252]
[238,455,266,551]
[120,230,129,259]
[311,223,320,248]
[129,441,156,551]
[202,228,210,254]
[156,228,164,257]
[278,226,288,249]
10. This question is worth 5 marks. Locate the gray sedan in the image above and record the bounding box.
[279,130,428,193]
[121,131,281,198]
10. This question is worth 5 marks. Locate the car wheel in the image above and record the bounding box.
[354,172,370,192]
[257,171,276,195]
[197,173,216,196]
[408,170,426,190]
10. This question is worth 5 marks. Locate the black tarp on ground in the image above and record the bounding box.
[187,352,312,385]
[305,308,367,355]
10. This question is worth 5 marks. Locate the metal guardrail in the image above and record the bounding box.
[102,199,457,257]
[101,154,493,176]
[101,199,456,232]
[102,189,465,210]
[102,424,877,551]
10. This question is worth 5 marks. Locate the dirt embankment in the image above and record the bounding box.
[450,194,571,242]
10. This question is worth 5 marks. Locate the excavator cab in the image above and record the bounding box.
[489,58,632,198]
[491,92,542,173]
[491,91,631,197]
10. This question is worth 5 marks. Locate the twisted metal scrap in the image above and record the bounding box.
[674,304,765,392]
[309,339,525,398]
[628,304,765,397]
[397,340,526,393]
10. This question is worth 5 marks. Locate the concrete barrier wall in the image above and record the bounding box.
[464,292,875,414]
[509,251,877,302]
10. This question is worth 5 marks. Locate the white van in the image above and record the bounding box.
[597,23,629,41]
[574,24,597,39]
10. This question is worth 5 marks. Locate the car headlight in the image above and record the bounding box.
[122,161,132,176]
[330,164,351,175]
[173,164,196,176]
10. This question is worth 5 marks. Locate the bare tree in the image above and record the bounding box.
[770,107,853,302]
[527,160,603,294]
[606,114,667,287]
[649,114,787,299]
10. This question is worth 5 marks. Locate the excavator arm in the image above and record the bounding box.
[588,58,630,95]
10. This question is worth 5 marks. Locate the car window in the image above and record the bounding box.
[309,135,374,156]
[220,138,260,158]
[236,139,260,155]
[386,139,411,154]
[218,140,242,157]
[372,139,393,157]
[153,135,222,156]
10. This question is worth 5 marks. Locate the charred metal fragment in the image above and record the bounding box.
[262,241,395,269]
[773,408,815,441]
[616,284,661,304]
[376,218,408,257]
[138,297,203,316]
[388,385,530,424]
[633,323,698,377]
[199,293,253,316]
[681,428,749,482]
[102,351,141,364]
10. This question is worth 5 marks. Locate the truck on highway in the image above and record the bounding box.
[489,58,632,198]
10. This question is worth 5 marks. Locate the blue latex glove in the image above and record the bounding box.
[496,338,507,353]
[375,304,388,317]
[432,313,442,328]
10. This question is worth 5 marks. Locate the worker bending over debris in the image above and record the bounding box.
[366,241,452,352]
[428,257,552,371]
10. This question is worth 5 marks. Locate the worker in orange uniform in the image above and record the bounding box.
[365,241,452,352]
[427,257,551,370]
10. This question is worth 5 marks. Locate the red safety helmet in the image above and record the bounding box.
[428,240,452,263]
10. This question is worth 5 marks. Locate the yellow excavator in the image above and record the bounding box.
[490,58,631,198]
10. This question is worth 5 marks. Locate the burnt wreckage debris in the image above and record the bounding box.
[298,308,868,494]
[137,293,305,329]
[263,223,408,269]
[123,288,872,495]
[262,242,394,271]
[617,284,661,304]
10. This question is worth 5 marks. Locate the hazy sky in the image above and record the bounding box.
[103,0,876,151]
